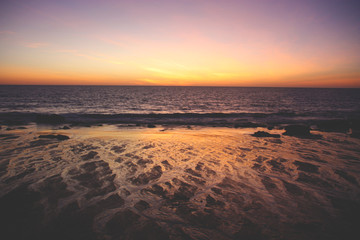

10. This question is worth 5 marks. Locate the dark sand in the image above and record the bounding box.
[0,124,360,240]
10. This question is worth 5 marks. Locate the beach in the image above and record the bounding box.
[1,123,359,240]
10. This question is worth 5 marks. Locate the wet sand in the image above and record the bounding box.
[1,124,360,240]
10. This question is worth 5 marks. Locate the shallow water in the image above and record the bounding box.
[1,125,360,239]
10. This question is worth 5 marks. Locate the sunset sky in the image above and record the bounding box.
[0,0,359,87]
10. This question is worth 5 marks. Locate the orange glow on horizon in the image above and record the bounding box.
[1,68,359,88]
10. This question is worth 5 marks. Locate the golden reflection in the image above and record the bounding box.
[1,125,359,239]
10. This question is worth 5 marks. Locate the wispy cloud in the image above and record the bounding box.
[212,72,240,78]
[137,78,160,85]
[56,49,124,65]
[22,42,48,48]
[0,31,15,40]
[0,31,15,35]
[144,67,199,80]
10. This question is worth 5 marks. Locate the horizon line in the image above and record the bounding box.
[0,84,359,89]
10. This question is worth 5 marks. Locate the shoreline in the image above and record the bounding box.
[1,112,360,137]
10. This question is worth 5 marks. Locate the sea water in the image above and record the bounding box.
[0,85,359,123]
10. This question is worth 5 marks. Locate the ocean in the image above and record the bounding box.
[1,85,360,126]
[1,85,360,114]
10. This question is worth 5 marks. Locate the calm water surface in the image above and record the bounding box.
[1,86,359,118]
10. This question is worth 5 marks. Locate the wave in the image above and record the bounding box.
[1,111,359,129]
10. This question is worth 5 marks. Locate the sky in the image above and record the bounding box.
[0,0,359,87]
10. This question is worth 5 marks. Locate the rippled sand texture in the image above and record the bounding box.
[1,125,360,240]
